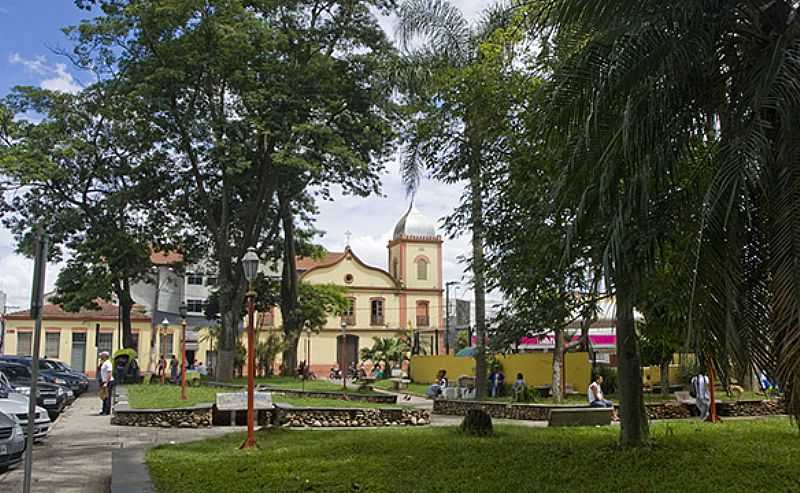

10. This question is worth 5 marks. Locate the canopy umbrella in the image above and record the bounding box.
[455,347,477,357]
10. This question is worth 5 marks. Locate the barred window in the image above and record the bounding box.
[45,332,60,358]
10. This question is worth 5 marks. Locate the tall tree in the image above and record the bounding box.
[527,0,800,440]
[0,85,171,349]
[396,0,518,398]
[71,0,396,380]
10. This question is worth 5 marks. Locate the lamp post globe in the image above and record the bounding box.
[243,247,260,283]
[241,247,260,449]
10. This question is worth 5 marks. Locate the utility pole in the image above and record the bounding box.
[24,228,48,493]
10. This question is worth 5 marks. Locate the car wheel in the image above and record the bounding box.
[48,411,60,421]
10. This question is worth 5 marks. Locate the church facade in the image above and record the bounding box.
[293,206,444,374]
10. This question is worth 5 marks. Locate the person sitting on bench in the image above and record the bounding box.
[588,374,619,421]
[426,369,448,399]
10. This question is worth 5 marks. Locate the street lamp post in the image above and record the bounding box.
[160,318,169,385]
[445,281,458,355]
[179,304,188,401]
[240,247,260,449]
[340,321,349,391]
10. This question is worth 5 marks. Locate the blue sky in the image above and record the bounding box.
[0,0,490,310]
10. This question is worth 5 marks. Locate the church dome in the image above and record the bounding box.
[393,205,438,240]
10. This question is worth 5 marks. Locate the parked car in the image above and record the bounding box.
[43,359,90,393]
[0,356,88,396]
[0,362,67,420]
[0,411,25,471]
[0,384,50,440]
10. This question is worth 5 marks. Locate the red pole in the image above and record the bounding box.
[180,320,187,400]
[241,291,257,449]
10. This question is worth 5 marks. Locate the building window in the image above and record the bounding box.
[261,309,274,327]
[393,258,399,279]
[417,259,428,280]
[344,273,354,284]
[205,275,218,287]
[342,298,356,326]
[370,299,385,326]
[160,334,174,356]
[187,272,203,285]
[416,301,430,327]
[187,299,205,313]
[97,333,113,357]
[45,332,60,358]
[17,332,32,356]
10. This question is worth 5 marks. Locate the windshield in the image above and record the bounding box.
[0,364,32,380]
[0,372,11,390]
[40,360,60,371]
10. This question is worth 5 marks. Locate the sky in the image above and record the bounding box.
[0,0,494,311]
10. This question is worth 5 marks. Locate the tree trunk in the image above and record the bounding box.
[279,193,301,376]
[216,306,242,382]
[469,156,488,399]
[660,359,671,395]
[616,282,649,446]
[552,328,564,403]
[147,267,161,373]
[117,279,135,349]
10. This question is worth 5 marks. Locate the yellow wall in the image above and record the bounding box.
[410,352,593,392]
[641,365,682,386]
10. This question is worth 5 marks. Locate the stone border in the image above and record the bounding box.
[433,398,786,421]
[273,404,430,428]
[111,386,213,428]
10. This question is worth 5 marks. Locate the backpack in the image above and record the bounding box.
[689,376,698,398]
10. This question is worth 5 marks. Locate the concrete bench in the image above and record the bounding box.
[357,377,376,392]
[674,391,696,406]
[389,378,410,391]
[548,407,613,427]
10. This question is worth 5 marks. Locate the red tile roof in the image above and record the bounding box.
[296,252,345,271]
[5,300,150,321]
[150,250,184,265]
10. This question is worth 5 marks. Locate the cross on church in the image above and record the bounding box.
[345,230,352,247]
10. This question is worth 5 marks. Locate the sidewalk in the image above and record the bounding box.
[0,391,241,493]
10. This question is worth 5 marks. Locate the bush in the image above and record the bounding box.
[460,409,493,436]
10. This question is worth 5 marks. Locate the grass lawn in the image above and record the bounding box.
[147,418,800,493]
[125,384,392,410]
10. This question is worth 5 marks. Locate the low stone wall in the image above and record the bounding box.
[274,405,430,428]
[112,404,213,428]
[434,398,786,421]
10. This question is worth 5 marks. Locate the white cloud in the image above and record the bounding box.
[8,53,82,94]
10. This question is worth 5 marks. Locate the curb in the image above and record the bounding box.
[111,448,156,493]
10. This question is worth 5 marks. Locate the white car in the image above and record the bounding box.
[0,410,25,470]
[0,377,51,440]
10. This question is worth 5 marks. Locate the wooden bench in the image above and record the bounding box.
[548,407,613,427]
[389,378,411,391]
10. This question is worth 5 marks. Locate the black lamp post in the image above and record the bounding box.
[240,247,260,449]
[160,318,169,384]
[340,320,348,391]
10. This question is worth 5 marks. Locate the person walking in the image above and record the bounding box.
[691,372,711,421]
[98,351,114,416]
[170,354,179,384]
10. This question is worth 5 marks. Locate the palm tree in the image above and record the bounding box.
[361,337,410,375]
[396,0,515,399]
[531,0,800,442]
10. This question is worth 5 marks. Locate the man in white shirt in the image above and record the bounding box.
[691,373,711,421]
[99,351,114,416]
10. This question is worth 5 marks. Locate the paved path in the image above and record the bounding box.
[0,391,241,493]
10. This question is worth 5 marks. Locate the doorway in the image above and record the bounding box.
[336,334,359,373]
[71,332,86,374]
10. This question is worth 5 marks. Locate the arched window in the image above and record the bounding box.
[416,258,428,280]
[342,298,356,326]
